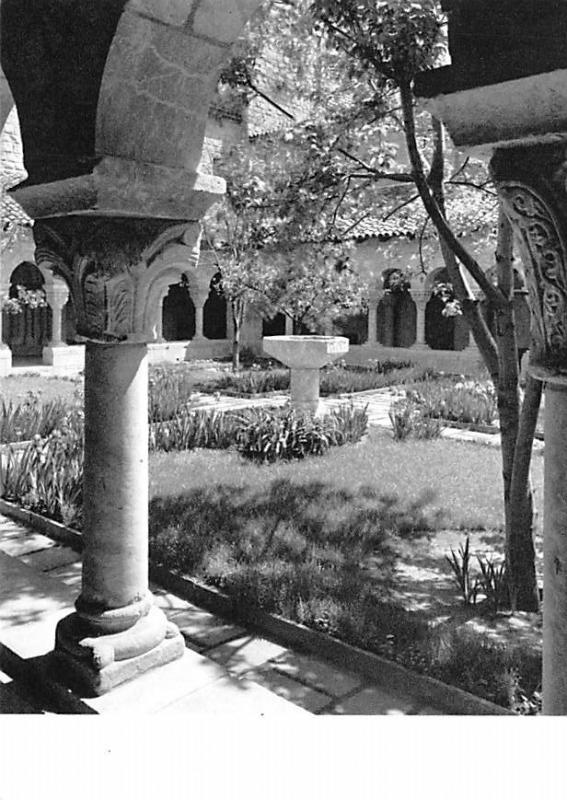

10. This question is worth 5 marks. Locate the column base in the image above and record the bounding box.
[54,606,185,696]
[42,343,85,369]
[0,345,11,376]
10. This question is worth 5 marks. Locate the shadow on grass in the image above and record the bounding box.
[149,478,442,634]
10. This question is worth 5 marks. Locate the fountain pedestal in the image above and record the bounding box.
[263,335,349,415]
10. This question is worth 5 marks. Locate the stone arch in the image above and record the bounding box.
[2,1,263,219]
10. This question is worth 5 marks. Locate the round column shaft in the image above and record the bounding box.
[79,341,149,622]
[414,295,428,348]
[543,385,567,715]
[367,303,378,346]
[49,301,65,346]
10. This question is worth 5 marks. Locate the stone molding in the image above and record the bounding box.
[419,70,567,153]
[34,217,202,342]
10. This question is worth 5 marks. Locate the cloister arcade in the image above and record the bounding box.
[1,0,566,714]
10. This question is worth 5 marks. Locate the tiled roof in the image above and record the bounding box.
[1,191,32,232]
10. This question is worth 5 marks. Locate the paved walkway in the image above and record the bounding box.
[0,513,447,716]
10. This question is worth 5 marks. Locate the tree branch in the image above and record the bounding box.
[400,82,504,307]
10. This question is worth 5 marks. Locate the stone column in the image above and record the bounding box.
[42,281,71,366]
[366,294,380,346]
[492,143,567,715]
[413,292,429,348]
[284,315,294,336]
[192,291,208,341]
[35,218,186,695]
[0,283,12,376]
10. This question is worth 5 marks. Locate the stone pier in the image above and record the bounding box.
[1,0,263,695]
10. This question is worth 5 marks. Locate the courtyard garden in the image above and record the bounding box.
[0,358,545,713]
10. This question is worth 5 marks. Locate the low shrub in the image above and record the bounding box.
[427,628,541,714]
[409,378,497,426]
[213,368,290,395]
[388,398,444,441]
[234,404,368,463]
[150,409,243,452]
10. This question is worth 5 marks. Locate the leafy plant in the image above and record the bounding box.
[149,409,244,453]
[0,394,75,444]
[0,423,83,527]
[389,398,417,441]
[234,404,368,463]
[477,554,509,614]
[445,536,480,606]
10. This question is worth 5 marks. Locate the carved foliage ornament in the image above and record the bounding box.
[33,218,199,342]
[498,182,567,382]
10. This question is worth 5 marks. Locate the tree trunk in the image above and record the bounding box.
[400,92,540,611]
[231,300,242,372]
[493,211,540,611]
[508,375,542,611]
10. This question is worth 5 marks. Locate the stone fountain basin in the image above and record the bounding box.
[263,335,349,369]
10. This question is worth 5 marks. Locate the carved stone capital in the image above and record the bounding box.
[34,216,202,342]
[491,144,567,384]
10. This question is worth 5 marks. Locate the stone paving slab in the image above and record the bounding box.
[0,529,58,558]
[87,648,231,714]
[332,686,417,715]
[167,606,247,649]
[160,673,309,716]
[269,651,362,698]
[19,546,80,572]
[246,666,332,713]
[0,551,75,659]
[206,635,289,676]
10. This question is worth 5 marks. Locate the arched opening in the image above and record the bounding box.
[425,269,469,351]
[3,261,51,360]
[293,318,317,335]
[334,310,368,345]
[377,270,416,347]
[263,312,286,337]
[62,297,78,343]
[203,272,227,340]
[425,292,454,350]
[161,278,195,341]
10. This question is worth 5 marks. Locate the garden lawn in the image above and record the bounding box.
[0,374,82,403]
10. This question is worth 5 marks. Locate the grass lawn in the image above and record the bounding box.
[148,430,544,710]
[0,374,83,403]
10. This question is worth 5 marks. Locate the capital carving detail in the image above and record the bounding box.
[498,182,567,382]
[34,218,202,343]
